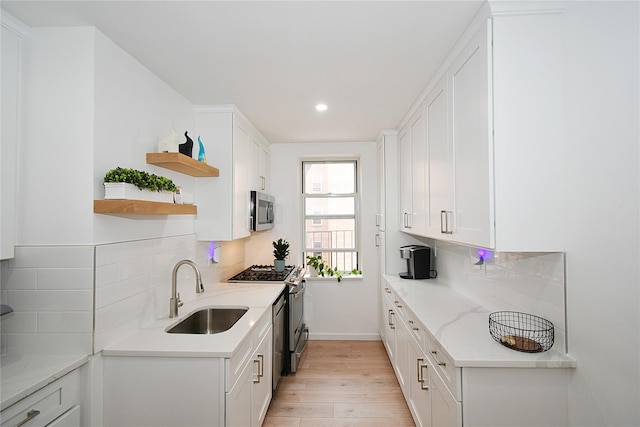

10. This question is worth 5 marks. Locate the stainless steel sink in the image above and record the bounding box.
[166,307,248,334]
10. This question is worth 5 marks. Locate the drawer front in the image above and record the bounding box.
[428,339,461,401]
[1,370,79,427]
[225,336,253,392]
[403,309,426,351]
[254,308,272,344]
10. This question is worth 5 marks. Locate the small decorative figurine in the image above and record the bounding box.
[158,126,180,152]
[180,131,194,157]
[197,135,207,163]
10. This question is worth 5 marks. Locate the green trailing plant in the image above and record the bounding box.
[104,167,177,192]
[272,238,290,260]
[306,255,362,283]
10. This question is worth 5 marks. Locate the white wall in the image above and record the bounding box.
[18,26,197,245]
[249,141,379,339]
[92,29,196,244]
[561,2,639,425]
[19,27,95,245]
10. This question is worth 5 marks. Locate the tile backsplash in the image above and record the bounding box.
[433,241,567,352]
[0,234,246,356]
[0,246,94,356]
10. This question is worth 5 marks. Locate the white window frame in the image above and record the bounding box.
[302,159,360,273]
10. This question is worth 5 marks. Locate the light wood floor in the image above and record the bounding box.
[264,340,416,427]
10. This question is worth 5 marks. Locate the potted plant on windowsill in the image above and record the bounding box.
[272,238,290,273]
[306,255,362,283]
[103,167,178,203]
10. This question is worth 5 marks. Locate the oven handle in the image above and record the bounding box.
[291,281,306,298]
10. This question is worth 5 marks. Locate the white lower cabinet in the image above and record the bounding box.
[104,310,273,427]
[408,337,431,427]
[251,326,273,427]
[0,370,80,427]
[381,278,569,427]
[223,321,273,427]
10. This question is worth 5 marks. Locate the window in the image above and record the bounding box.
[302,160,359,273]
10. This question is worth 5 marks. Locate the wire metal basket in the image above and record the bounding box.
[489,311,554,353]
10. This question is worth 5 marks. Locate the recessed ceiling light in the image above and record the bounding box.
[315,103,328,112]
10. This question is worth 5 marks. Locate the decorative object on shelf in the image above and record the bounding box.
[179,131,194,157]
[305,255,362,283]
[272,238,290,273]
[103,167,177,203]
[158,126,181,153]
[197,135,207,163]
[489,311,554,353]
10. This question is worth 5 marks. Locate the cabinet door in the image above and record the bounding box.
[394,309,410,396]
[251,326,272,427]
[430,368,462,427]
[232,117,251,240]
[409,338,431,427]
[382,291,396,362]
[1,25,21,260]
[425,77,451,239]
[226,359,253,427]
[449,19,494,248]
[399,108,428,235]
[376,139,386,232]
[399,126,413,231]
[249,137,269,192]
[258,143,268,191]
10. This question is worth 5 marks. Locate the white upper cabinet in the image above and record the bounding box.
[447,19,494,248]
[424,76,450,239]
[400,9,565,252]
[249,134,269,192]
[1,18,26,260]
[195,106,268,241]
[399,107,428,235]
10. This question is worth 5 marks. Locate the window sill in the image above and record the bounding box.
[304,274,363,282]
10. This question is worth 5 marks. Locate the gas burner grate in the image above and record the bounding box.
[228,265,295,282]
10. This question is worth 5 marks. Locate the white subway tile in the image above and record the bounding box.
[13,246,94,268]
[1,268,37,290]
[95,276,149,309]
[0,312,38,333]
[8,290,93,312]
[37,268,93,290]
[38,312,93,333]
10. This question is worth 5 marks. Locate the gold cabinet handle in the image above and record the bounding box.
[15,409,41,427]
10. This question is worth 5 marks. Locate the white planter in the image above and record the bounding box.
[104,182,175,203]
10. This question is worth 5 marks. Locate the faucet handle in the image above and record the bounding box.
[177,292,184,307]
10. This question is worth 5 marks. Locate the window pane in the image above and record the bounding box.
[304,219,356,249]
[303,162,355,194]
[304,251,359,272]
[305,197,355,216]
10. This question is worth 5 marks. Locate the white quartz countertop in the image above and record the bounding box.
[1,354,89,410]
[383,274,576,369]
[103,282,285,358]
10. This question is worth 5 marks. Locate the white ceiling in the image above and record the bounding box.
[2,1,484,143]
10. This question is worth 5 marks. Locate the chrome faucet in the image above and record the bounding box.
[170,259,204,318]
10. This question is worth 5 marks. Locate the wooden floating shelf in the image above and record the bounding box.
[146,152,219,177]
[94,200,197,215]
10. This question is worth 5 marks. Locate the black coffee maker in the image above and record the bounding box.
[399,245,435,279]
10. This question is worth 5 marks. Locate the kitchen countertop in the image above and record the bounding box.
[103,282,285,358]
[1,354,89,410]
[383,274,576,369]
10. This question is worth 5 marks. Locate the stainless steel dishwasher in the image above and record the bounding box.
[272,289,287,391]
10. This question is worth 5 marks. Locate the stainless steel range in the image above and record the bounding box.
[228,264,308,383]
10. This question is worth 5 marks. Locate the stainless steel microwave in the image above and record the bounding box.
[250,191,274,231]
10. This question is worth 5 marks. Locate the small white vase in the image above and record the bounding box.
[104,182,174,203]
